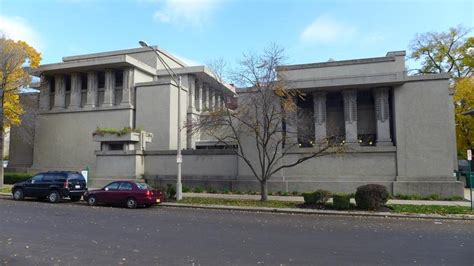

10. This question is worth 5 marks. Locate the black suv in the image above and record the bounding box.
[12,171,87,203]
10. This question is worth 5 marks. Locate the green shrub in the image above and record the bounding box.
[193,187,204,193]
[291,191,299,196]
[313,189,332,205]
[333,193,351,210]
[221,188,230,194]
[165,184,176,200]
[303,190,332,205]
[206,187,217,194]
[426,194,440,200]
[182,186,191,193]
[4,173,32,184]
[302,192,316,204]
[355,184,389,210]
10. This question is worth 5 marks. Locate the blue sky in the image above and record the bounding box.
[1,0,473,71]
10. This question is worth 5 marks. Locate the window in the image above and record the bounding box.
[65,75,71,92]
[105,182,119,191]
[119,182,133,191]
[109,143,123,151]
[115,70,123,87]
[68,173,85,181]
[81,74,88,91]
[31,175,43,184]
[136,183,151,190]
[98,72,105,88]
[42,174,55,182]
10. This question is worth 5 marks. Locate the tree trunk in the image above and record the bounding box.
[259,180,268,201]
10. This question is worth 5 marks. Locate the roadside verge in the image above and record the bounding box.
[161,202,474,221]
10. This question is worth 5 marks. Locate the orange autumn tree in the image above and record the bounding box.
[0,37,41,186]
[409,26,474,158]
[454,77,474,154]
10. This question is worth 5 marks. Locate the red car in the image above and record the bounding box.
[84,181,164,209]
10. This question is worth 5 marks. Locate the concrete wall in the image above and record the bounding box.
[280,53,405,82]
[281,150,397,180]
[31,109,133,173]
[393,79,457,179]
[135,79,188,150]
[7,94,39,172]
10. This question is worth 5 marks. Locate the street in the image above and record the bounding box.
[0,198,473,265]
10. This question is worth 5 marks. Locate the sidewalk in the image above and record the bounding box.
[183,192,472,207]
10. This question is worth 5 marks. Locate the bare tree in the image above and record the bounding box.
[206,57,228,83]
[191,45,343,201]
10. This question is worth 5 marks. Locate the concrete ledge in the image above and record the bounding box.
[161,202,474,221]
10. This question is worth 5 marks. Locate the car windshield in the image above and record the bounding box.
[136,183,151,190]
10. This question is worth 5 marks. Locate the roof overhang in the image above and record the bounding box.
[156,66,236,94]
[32,54,156,76]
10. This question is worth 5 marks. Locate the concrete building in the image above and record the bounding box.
[8,47,463,197]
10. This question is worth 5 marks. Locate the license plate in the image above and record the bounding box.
[75,185,80,189]
[156,199,161,203]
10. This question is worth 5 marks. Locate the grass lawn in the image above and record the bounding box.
[178,197,300,209]
[0,185,12,193]
[389,204,473,215]
[178,197,474,215]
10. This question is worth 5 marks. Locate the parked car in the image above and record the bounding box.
[84,181,164,209]
[12,171,87,203]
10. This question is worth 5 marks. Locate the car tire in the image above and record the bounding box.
[48,190,60,203]
[70,196,81,202]
[12,188,24,201]
[126,197,137,209]
[87,195,97,206]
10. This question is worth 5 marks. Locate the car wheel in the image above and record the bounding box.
[48,190,60,203]
[12,189,24,201]
[126,197,137,209]
[70,196,81,202]
[87,195,97,206]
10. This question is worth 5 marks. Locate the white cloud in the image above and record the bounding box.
[0,15,43,50]
[300,15,356,44]
[152,0,219,28]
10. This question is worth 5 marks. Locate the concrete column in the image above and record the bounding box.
[39,76,50,110]
[209,88,216,111]
[373,87,392,146]
[187,76,195,112]
[195,79,202,112]
[342,90,358,144]
[285,96,299,148]
[69,73,82,108]
[202,83,209,111]
[85,72,97,108]
[103,69,115,106]
[313,91,327,142]
[219,92,224,108]
[53,74,66,109]
[121,67,133,106]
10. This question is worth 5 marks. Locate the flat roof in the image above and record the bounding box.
[62,45,187,67]
[155,66,236,94]
[277,50,406,71]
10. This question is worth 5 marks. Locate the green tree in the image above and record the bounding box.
[409,26,473,157]
[0,37,41,186]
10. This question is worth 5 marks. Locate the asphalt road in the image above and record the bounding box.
[0,198,473,265]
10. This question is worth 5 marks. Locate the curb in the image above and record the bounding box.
[161,202,474,221]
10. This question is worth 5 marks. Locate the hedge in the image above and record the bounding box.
[4,173,33,184]
[333,193,352,210]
